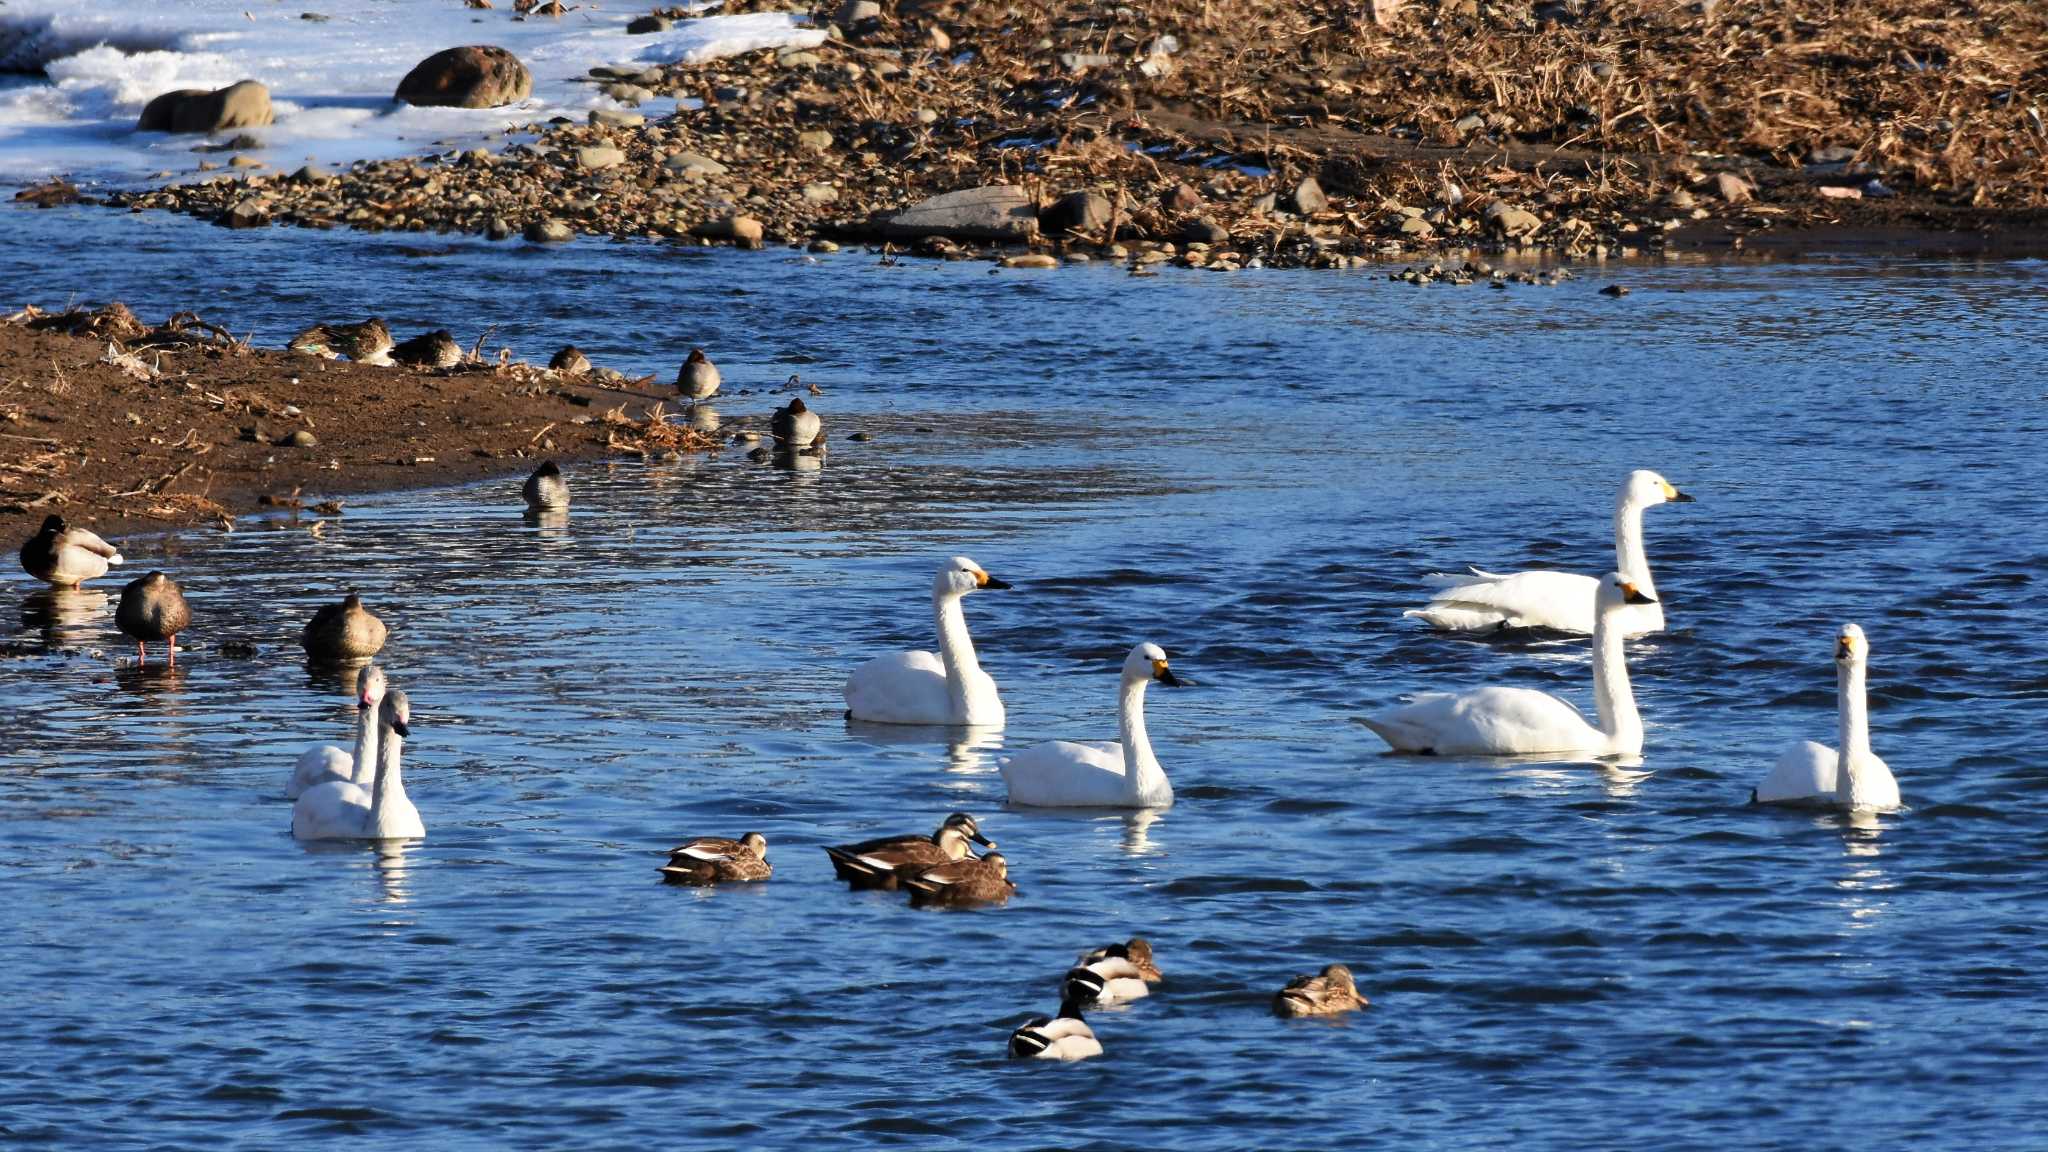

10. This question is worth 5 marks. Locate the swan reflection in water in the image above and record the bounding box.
[21,587,107,649]
[844,720,1005,779]
[1834,809,1893,928]
[371,839,416,907]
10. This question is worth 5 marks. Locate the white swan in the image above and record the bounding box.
[1755,623,1900,811]
[1405,469,1692,635]
[286,664,387,799]
[844,557,1010,726]
[999,643,1189,808]
[292,690,426,840]
[1364,573,1654,756]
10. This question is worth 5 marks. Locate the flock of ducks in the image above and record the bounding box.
[12,464,1900,1061]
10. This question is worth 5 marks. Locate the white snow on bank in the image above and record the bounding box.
[0,1,825,183]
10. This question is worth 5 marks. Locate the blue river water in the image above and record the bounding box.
[1,208,2046,1150]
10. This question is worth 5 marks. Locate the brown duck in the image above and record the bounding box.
[660,832,771,885]
[301,592,387,661]
[822,812,993,890]
[1272,964,1369,1018]
[903,852,1015,908]
[116,571,191,667]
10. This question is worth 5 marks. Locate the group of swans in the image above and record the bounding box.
[1372,469,1898,812]
[844,557,1191,810]
[287,662,427,841]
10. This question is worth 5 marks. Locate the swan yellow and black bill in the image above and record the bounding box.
[1151,659,1192,687]
[1836,633,1858,659]
[1619,582,1657,606]
[1660,479,1696,503]
[974,570,1012,590]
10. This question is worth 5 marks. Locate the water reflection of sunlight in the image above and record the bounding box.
[1831,811,1892,927]
[524,507,571,541]
[371,839,417,907]
[1120,808,1163,856]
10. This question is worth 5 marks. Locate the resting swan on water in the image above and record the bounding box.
[999,643,1190,808]
[1754,623,1900,811]
[287,664,387,799]
[292,690,424,841]
[1406,469,1692,636]
[844,557,1011,726]
[1364,573,1655,756]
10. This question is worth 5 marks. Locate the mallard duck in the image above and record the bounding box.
[1078,937,1162,982]
[903,852,1014,907]
[822,812,994,890]
[770,397,822,449]
[1008,996,1102,1061]
[1272,964,1369,1018]
[115,571,190,667]
[332,318,395,366]
[522,461,569,510]
[288,323,340,358]
[392,329,462,369]
[19,514,123,587]
[676,347,720,400]
[549,345,591,375]
[301,592,388,662]
[660,832,771,884]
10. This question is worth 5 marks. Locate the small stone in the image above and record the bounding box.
[914,108,938,125]
[1290,176,1328,215]
[1042,190,1112,236]
[485,217,514,240]
[1710,171,1753,204]
[835,0,882,26]
[925,25,951,51]
[797,129,834,152]
[1000,253,1059,268]
[602,83,653,105]
[280,429,319,448]
[395,45,532,109]
[694,215,764,245]
[575,145,626,170]
[1182,218,1229,244]
[1453,114,1486,136]
[625,14,672,33]
[1162,182,1202,213]
[228,154,263,169]
[801,182,839,203]
[1397,215,1434,237]
[1484,202,1544,240]
[216,199,269,228]
[289,164,330,184]
[589,109,644,129]
[524,217,574,243]
[777,51,823,68]
[808,239,840,252]
[665,151,728,177]
[1665,188,1697,209]
[1599,284,1631,297]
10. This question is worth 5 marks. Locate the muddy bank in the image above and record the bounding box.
[42,0,2048,266]
[0,305,710,543]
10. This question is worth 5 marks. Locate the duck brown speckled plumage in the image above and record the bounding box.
[116,571,191,667]
[331,319,395,365]
[301,592,388,662]
[660,832,771,885]
[1272,963,1369,1018]
[19,514,124,587]
[823,812,994,890]
[902,851,1015,907]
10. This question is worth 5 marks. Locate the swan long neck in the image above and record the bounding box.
[1591,602,1642,752]
[933,589,980,708]
[1836,658,1871,800]
[1613,498,1654,594]
[349,704,380,788]
[1118,675,1165,800]
[370,725,407,820]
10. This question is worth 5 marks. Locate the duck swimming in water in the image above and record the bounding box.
[676,348,720,401]
[522,461,569,510]
[659,832,772,885]
[822,812,994,890]
[1272,964,1369,1018]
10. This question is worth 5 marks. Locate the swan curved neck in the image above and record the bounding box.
[1118,676,1167,802]
[350,705,380,788]
[1591,605,1642,752]
[1836,659,1871,800]
[1613,499,1654,594]
[370,728,407,819]
[933,589,980,706]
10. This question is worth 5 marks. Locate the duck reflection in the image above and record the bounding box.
[305,660,380,699]
[21,587,107,649]
[523,506,571,538]
[113,660,189,701]
[844,720,1004,777]
[685,403,721,434]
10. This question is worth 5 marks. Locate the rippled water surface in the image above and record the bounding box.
[3,211,2047,1149]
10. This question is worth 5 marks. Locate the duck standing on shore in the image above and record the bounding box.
[522,461,569,510]
[115,571,190,667]
[302,592,387,662]
[19,515,124,587]
[677,348,720,401]
[392,329,462,369]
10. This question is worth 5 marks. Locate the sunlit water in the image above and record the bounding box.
[3,209,2047,1148]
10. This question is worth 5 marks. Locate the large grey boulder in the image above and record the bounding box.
[138,80,274,133]
[885,186,1039,242]
[395,46,532,109]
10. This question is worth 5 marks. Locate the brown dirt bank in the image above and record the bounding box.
[0,306,691,544]
[47,0,2048,265]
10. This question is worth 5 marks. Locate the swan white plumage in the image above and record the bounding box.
[292,690,425,840]
[999,643,1189,808]
[1754,623,1900,811]
[1364,573,1654,756]
[844,557,1010,726]
[286,664,387,799]
[1405,469,1692,635]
